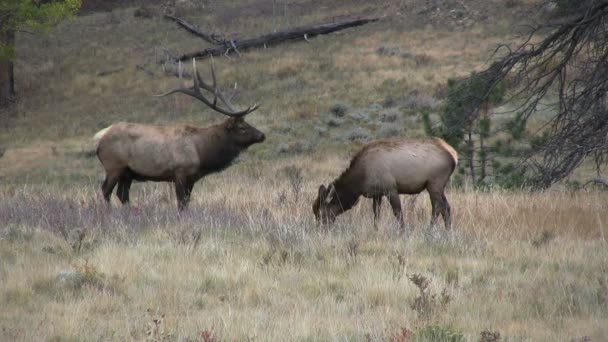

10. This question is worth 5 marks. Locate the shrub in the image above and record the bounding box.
[408,274,451,320]
[376,45,403,57]
[415,324,465,342]
[379,124,403,138]
[346,127,371,141]
[402,91,441,111]
[350,111,371,123]
[380,109,400,123]
[280,165,304,202]
[330,102,350,117]
[479,330,501,342]
[326,117,344,127]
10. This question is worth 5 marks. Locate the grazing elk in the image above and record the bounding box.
[313,138,458,232]
[94,58,265,210]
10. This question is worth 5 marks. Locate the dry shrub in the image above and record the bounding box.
[389,327,414,342]
[479,330,501,342]
[408,274,451,320]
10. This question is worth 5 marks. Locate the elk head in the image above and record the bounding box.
[313,184,344,225]
[223,117,265,148]
[157,57,265,146]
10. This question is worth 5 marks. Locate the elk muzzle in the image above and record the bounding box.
[256,131,266,143]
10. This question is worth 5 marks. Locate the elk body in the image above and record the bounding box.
[94,59,265,210]
[313,138,458,232]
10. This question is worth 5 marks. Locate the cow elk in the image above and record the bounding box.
[313,138,458,232]
[94,58,265,210]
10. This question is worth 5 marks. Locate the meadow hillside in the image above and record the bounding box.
[0,0,535,183]
[1,1,607,341]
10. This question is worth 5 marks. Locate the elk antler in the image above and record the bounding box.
[156,57,259,117]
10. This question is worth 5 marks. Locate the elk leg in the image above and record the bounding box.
[101,171,121,203]
[372,196,383,230]
[428,190,442,227]
[174,180,193,211]
[388,192,406,233]
[116,171,133,205]
[441,193,452,230]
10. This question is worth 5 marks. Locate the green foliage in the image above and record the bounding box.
[505,114,527,140]
[553,0,589,14]
[530,130,550,150]
[492,161,529,189]
[329,102,349,117]
[437,73,505,148]
[0,0,81,60]
[414,324,465,342]
[426,71,532,189]
[478,117,491,139]
[421,111,436,136]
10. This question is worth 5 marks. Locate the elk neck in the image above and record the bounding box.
[193,122,243,174]
[331,167,364,212]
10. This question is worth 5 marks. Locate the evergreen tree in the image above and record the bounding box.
[0,0,81,107]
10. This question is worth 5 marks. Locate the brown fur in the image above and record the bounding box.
[95,117,264,210]
[313,138,457,232]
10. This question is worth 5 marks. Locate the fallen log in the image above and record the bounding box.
[173,17,380,61]
[164,14,225,45]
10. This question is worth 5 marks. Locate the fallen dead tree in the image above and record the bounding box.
[164,14,225,45]
[164,16,380,61]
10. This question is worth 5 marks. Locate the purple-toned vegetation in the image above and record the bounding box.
[0,193,260,237]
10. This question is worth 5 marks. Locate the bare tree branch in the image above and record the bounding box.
[461,0,608,189]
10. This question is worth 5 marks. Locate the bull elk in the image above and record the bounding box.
[313,138,458,232]
[94,58,265,210]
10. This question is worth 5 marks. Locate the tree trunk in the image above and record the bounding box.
[0,27,15,108]
[479,106,488,183]
[467,128,476,185]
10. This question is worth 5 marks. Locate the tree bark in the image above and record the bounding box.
[0,27,15,108]
[173,17,380,61]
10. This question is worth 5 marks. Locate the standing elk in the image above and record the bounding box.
[312,138,458,232]
[94,58,265,210]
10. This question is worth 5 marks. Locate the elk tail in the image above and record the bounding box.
[434,137,458,167]
[93,125,113,146]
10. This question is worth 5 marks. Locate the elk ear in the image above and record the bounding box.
[325,184,336,204]
[318,185,327,198]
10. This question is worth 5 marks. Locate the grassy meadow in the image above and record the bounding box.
[1,0,607,341]
[1,162,607,341]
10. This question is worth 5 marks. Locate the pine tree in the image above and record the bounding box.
[0,0,81,107]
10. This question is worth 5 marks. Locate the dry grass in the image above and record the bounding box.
[1,157,607,341]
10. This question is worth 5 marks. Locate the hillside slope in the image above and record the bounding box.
[0,0,537,182]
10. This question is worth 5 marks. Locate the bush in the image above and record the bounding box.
[414,324,465,342]
[376,45,403,57]
[326,117,344,127]
[350,111,371,123]
[380,109,400,123]
[402,91,441,111]
[330,102,350,117]
[378,124,403,138]
[408,274,451,320]
[346,127,371,141]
